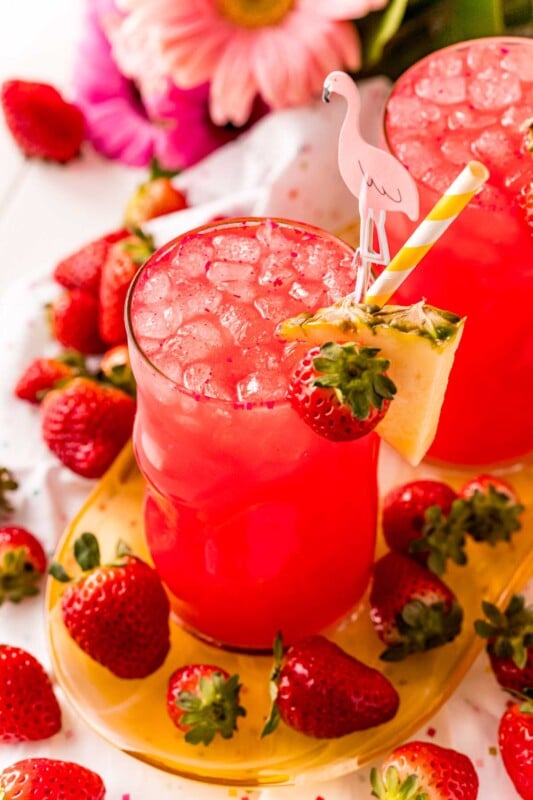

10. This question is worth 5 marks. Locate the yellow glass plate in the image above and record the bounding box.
[46,443,533,787]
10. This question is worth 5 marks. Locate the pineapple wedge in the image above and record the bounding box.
[278,299,465,466]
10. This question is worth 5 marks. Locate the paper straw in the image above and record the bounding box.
[364,161,490,307]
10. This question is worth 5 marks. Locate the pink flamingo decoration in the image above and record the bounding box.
[323,71,420,298]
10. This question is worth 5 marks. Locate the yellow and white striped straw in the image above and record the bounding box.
[364,160,490,307]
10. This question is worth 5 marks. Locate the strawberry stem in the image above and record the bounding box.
[312,341,396,420]
[261,632,285,738]
[0,547,42,604]
[0,466,18,516]
[474,594,533,669]
[177,672,246,746]
[370,765,428,799]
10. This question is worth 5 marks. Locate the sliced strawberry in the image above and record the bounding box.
[369,552,463,661]
[0,758,105,800]
[0,526,47,604]
[167,664,245,745]
[53,229,129,296]
[50,290,107,354]
[287,342,396,441]
[50,534,170,679]
[41,377,135,478]
[1,79,84,162]
[371,741,479,800]
[0,645,61,742]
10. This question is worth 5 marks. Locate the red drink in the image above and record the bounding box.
[127,219,378,650]
[384,37,533,466]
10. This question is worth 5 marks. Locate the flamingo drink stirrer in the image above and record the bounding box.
[322,71,420,299]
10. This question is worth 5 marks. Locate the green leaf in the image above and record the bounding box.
[48,563,72,583]
[74,532,101,571]
[364,0,409,67]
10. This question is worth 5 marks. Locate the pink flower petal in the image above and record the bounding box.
[209,34,259,125]
[300,0,388,18]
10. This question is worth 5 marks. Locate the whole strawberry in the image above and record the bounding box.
[0,758,105,799]
[124,159,187,227]
[0,526,47,604]
[475,594,533,695]
[50,534,170,679]
[371,741,479,799]
[14,353,85,403]
[1,79,84,162]
[370,552,463,661]
[167,664,246,745]
[382,479,467,575]
[262,634,399,739]
[53,229,129,296]
[0,645,61,741]
[499,700,533,800]
[287,342,396,441]
[459,474,524,545]
[41,377,135,478]
[99,232,155,346]
[50,289,107,354]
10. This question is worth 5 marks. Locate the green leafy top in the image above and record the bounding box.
[0,466,18,516]
[380,598,463,662]
[261,632,285,738]
[312,341,396,420]
[474,594,533,669]
[462,483,524,545]
[49,533,132,583]
[370,764,428,800]
[177,672,246,746]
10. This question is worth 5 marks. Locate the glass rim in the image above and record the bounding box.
[383,34,533,189]
[125,215,355,409]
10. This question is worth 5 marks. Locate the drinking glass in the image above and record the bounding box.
[383,37,533,466]
[126,218,379,651]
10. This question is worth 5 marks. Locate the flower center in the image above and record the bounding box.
[216,0,294,28]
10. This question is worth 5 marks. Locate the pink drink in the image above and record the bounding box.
[127,219,378,650]
[384,37,533,466]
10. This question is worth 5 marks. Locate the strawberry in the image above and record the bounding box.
[167,664,246,745]
[499,699,533,800]
[459,474,524,544]
[14,353,86,403]
[99,344,136,396]
[475,594,533,696]
[287,342,396,441]
[370,741,479,800]
[261,634,399,739]
[369,552,463,661]
[53,229,129,296]
[0,758,105,800]
[50,289,107,354]
[0,467,18,517]
[98,232,155,346]
[124,159,187,227]
[0,526,47,604]
[41,377,135,478]
[1,80,84,162]
[50,534,170,678]
[0,645,61,741]
[382,479,465,575]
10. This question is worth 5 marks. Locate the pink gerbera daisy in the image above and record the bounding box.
[109,0,388,126]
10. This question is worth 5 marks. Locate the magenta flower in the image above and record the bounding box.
[73,0,255,168]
